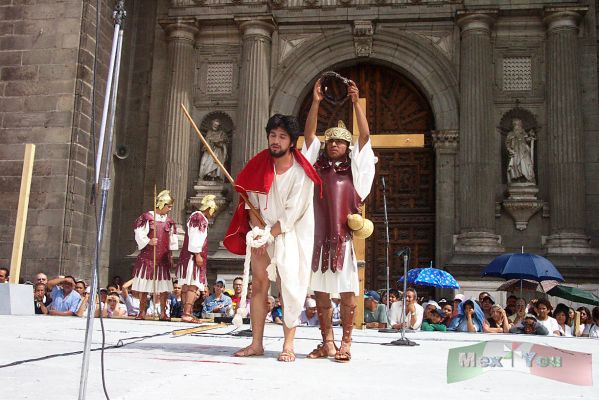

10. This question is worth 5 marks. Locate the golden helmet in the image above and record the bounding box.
[155,190,174,210]
[324,120,352,143]
[199,194,218,214]
[347,213,374,239]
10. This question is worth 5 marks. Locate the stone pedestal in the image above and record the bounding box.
[0,284,34,315]
[502,183,544,231]
[455,10,503,253]
[543,7,591,254]
[187,180,230,222]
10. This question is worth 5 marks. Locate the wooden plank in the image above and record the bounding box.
[9,144,35,284]
[297,133,425,149]
[172,323,226,337]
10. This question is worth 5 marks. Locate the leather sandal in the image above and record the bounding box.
[335,341,351,363]
[307,341,337,359]
[277,350,296,362]
[233,346,264,357]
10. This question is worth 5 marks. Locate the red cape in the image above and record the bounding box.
[223,148,322,255]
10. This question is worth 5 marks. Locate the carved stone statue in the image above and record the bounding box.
[199,119,229,181]
[506,118,535,184]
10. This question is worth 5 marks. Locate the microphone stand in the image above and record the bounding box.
[378,176,398,333]
[387,247,418,346]
[78,2,126,399]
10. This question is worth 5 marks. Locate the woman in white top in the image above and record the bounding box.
[588,307,599,339]
[535,298,560,336]
[553,303,573,337]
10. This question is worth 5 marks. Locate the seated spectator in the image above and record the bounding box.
[230,276,244,307]
[451,294,465,318]
[299,298,319,326]
[577,306,592,337]
[527,298,539,317]
[364,290,388,329]
[169,282,183,319]
[510,314,549,335]
[272,295,283,324]
[104,294,128,318]
[441,302,453,327]
[421,307,447,332]
[265,295,276,323]
[508,298,527,326]
[483,304,512,333]
[331,298,341,326]
[35,272,48,286]
[111,275,123,289]
[479,293,495,319]
[448,299,484,333]
[553,303,572,337]
[74,280,90,317]
[423,300,440,321]
[99,287,108,304]
[47,276,82,316]
[33,283,51,314]
[388,288,424,330]
[478,291,491,304]
[589,307,599,339]
[0,267,9,283]
[505,295,518,316]
[203,279,232,316]
[535,298,560,336]
[121,279,140,317]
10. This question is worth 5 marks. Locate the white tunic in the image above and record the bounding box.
[247,158,315,328]
[177,211,208,290]
[133,211,178,293]
[302,138,376,295]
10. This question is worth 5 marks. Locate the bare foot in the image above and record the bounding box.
[233,345,264,357]
[278,349,296,362]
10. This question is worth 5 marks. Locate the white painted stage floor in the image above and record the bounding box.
[1,315,597,400]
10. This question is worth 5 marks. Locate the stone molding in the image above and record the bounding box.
[543,7,587,32]
[160,18,199,42]
[456,9,498,34]
[237,18,276,39]
[432,129,458,151]
[270,29,459,130]
[353,20,374,57]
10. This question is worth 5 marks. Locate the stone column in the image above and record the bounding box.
[432,130,459,266]
[160,20,198,224]
[543,8,590,253]
[455,10,503,253]
[232,18,275,175]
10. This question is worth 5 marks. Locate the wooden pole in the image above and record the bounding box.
[153,184,157,313]
[9,144,36,284]
[180,103,265,227]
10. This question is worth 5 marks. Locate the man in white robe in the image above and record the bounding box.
[224,114,321,362]
[302,79,376,362]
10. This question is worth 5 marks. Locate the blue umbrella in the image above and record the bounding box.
[398,267,460,289]
[482,253,564,282]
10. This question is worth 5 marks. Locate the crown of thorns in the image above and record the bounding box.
[320,71,351,105]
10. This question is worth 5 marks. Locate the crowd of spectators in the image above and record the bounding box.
[2,270,599,339]
[363,288,599,338]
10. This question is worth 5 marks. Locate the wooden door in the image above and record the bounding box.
[298,63,436,292]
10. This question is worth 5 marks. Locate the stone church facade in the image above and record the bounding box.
[1,0,599,297]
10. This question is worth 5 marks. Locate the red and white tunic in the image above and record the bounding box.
[176,211,209,290]
[132,211,178,293]
[302,139,376,296]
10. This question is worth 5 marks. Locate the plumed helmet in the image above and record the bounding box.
[199,194,218,214]
[324,120,352,144]
[155,190,174,210]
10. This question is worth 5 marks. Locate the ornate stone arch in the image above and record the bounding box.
[270,29,459,130]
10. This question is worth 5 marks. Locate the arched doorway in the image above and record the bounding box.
[298,63,436,292]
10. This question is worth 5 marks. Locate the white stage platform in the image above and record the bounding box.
[0,315,597,400]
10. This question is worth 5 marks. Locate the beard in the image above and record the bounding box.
[269,146,290,158]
